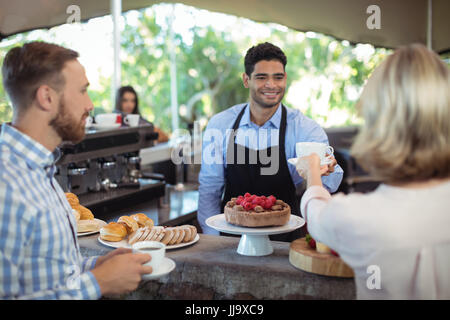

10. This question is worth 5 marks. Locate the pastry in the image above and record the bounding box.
[65,193,95,220]
[77,219,99,233]
[179,225,197,242]
[316,242,332,254]
[169,227,181,245]
[224,193,290,227]
[180,226,192,243]
[73,205,94,220]
[100,222,127,242]
[118,216,139,234]
[128,227,148,245]
[118,224,198,245]
[161,228,175,245]
[139,227,153,242]
[187,225,197,242]
[130,213,154,228]
[148,226,164,241]
[65,192,79,207]
[175,228,186,244]
[306,233,339,257]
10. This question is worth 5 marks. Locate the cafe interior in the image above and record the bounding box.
[0,0,449,301]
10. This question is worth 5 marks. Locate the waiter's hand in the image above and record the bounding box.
[323,154,337,177]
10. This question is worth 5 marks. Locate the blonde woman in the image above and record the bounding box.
[296,44,450,299]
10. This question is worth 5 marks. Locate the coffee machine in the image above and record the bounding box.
[55,125,165,215]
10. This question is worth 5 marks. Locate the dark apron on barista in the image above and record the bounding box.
[220,104,305,242]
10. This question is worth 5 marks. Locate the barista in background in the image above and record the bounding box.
[115,86,169,143]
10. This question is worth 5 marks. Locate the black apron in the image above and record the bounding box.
[220,104,306,242]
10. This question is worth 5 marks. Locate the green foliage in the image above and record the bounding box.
[3,4,441,131]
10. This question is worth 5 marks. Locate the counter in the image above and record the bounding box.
[79,233,356,300]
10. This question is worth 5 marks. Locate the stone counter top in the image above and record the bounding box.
[79,233,356,300]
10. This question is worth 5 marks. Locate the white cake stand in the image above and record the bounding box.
[206,214,305,256]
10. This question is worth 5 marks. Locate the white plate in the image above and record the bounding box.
[206,214,305,236]
[77,218,107,236]
[91,123,121,130]
[288,157,332,166]
[98,234,200,250]
[141,257,176,281]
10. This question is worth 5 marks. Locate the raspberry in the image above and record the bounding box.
[309,238,316,249]
[252,197,263,205]
[268,195,276,205]
[244,193,251,198]
[262,200,272,210]
[331,250,339,257]
[244,202,253,211]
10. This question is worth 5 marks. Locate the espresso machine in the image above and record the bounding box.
[55,125,165,215]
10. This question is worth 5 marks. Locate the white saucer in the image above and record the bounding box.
[141,257,176,281]
[91,123,121,130]
[288,157,332,166]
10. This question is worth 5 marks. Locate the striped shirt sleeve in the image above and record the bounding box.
[0,183,101,300]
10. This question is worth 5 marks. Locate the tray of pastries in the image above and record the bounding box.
[98,213,199,250]
[66,193,107,236]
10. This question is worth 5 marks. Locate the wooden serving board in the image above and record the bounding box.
[289,238,354,278]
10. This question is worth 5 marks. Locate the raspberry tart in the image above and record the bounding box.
[224,193,291,227]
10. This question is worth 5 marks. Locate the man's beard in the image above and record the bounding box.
[250,89,285,109]
[49,98,87,144]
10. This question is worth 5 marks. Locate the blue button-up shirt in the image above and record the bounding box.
[198,103,344,234]
[0,124,101,299]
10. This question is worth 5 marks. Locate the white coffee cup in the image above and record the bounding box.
[132,241,166,274]
[124,114,140,127]
[95,113,121,126]
[295,142,334,165]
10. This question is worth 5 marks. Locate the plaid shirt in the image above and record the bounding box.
[0,124,101,299]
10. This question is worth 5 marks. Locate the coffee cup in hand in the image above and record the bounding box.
[131,241,165,274]
[295,142,334,165]
[124,114,140,127]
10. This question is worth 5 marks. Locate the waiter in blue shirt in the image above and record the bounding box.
[198,42,343,241]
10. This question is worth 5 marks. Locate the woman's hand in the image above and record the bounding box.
[295,153,323,178]
[295,153,328,188]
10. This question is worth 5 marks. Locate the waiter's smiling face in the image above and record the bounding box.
[243,59,287,109]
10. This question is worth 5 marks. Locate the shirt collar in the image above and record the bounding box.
[239,103,282,129]
[0,123,58,170]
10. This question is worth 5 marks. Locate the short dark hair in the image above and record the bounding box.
[115,86,140,115]
[244,42,287,77]
[2,41,79,114]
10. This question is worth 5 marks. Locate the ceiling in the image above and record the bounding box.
[0,0,449,53]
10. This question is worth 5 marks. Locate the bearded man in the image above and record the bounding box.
[0,42,152,299]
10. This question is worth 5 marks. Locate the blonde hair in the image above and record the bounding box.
[351,43,450,183]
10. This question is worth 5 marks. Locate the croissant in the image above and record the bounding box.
[73,205,94,220]
[118,216,139,234]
